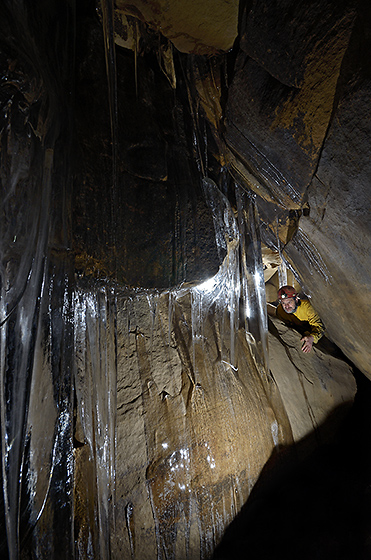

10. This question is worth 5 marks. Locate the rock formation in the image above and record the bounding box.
[0,0,370,559]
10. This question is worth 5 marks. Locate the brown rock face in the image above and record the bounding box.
[111,292,292,559]
[226,0,356,205]
[73,288,356,559]
[224,0,371,377]
[268,315,356,450]
[114,0,239,55]
[285,75,371,377]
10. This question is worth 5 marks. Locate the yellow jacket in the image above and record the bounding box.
[276,299,325,343]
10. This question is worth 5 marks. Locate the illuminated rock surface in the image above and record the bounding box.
[114,0,239,55]
[268,315,356,450]
[0,0,370,559]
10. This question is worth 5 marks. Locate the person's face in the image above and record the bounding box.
[280,297,297,314]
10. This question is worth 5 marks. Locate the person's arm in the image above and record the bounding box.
[301,301,325,345]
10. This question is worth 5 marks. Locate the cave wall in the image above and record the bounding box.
[75,2,370,554]
[81,0,371,376]
[73,288,356,559]
[1,0,370,558]
[74,16,222,289]
[223,0,371,377]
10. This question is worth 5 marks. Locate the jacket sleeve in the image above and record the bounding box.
[302,302,325,343]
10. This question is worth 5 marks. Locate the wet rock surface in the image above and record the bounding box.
[74,20,221,289]
[74,290,358,559]
[1,0,370,559]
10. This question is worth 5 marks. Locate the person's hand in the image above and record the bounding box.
[301,335,314,353]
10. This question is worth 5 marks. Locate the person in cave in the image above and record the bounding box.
[276,285,325,353]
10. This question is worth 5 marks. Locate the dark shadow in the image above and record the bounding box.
[212,369,371,560]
